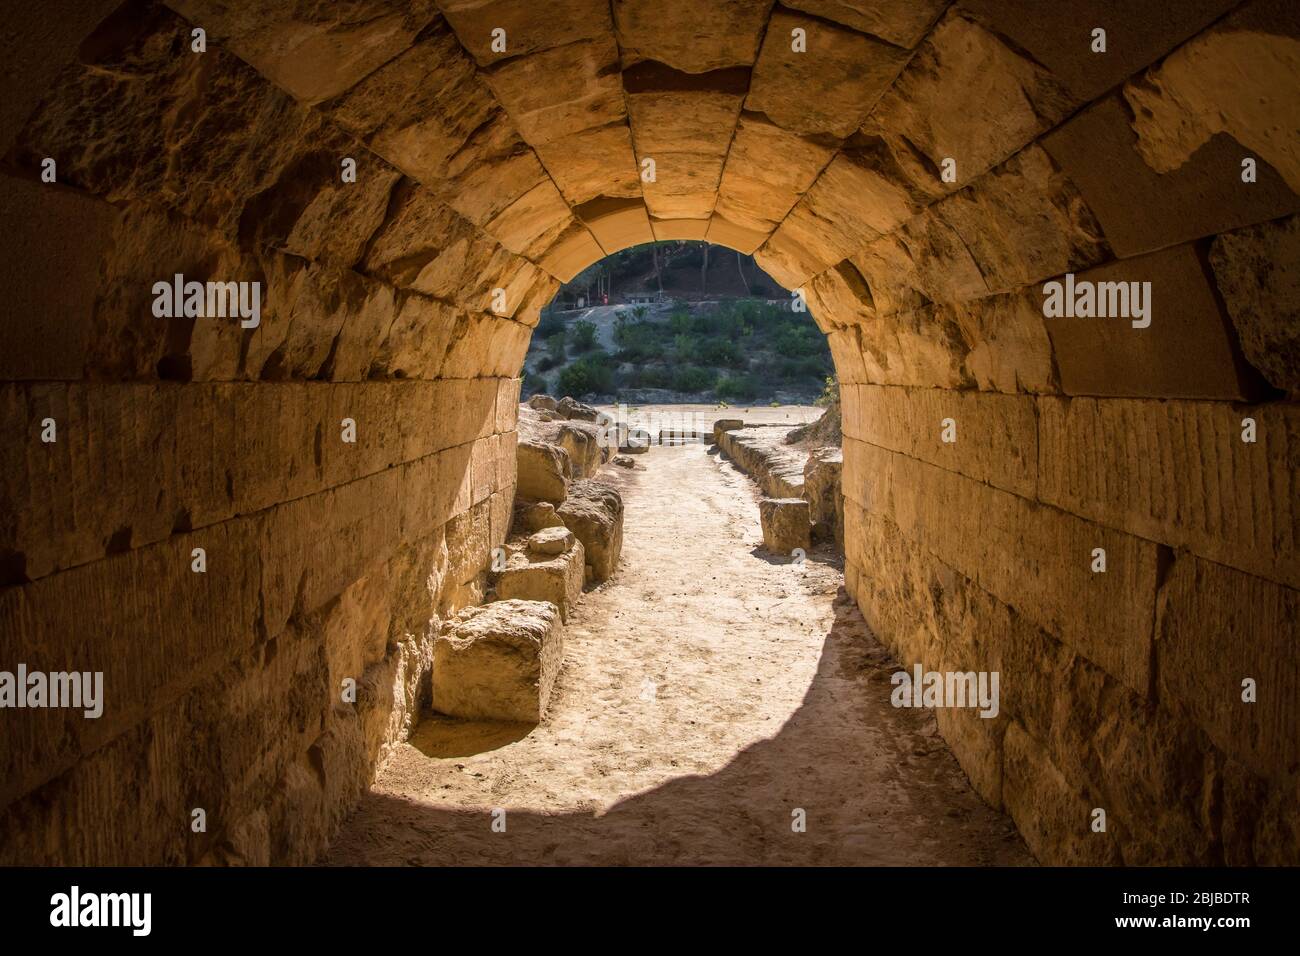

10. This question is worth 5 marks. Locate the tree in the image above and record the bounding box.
[736,249,750,295]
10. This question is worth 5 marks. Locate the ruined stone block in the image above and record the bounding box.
[431,599,564,722]
[759,498,811,554]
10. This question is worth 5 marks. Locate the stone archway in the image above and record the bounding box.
[0,0,1297,866]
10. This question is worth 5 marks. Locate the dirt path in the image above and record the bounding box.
[324,443,1034,866]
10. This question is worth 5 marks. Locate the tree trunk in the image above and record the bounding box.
[736,249,750,295]
[701,243,709,295]
[653,243,663,293]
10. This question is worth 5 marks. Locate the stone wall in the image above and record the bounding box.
[810,5,1300,866]
[0,2,550,864]
[1,0,1296,865]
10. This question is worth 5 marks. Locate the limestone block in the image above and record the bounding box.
[1156,554,1299,779]
[556,397,600,421]
[535,125,642,206]
[934,145,1109,296]
[576,196,655,252]
[557,480,625,582]
[783,0,945,48]
[844,439,1158,695]
[803,448,844,547]
[438,0,609,66]
[483,36,624,144]
[1121,0,1300,195]
[555,421,607,479]
[758,498,811,554]
[956,0,1238,104]
[1038,397,1300,589]
[1042,243,1260,400]
[1209,215,1300,395]
[320,18,495,182]
[484,180,576,261]
[167,0,439,105]
[516,440,571,503]
[746,8,909,138]
[529,527,575,555]
[1002,722,1122,865]
[844,384,1038,498]
[496,539,585,621]
[538,221,605,282]
[613,0,771,72]
[514,501,567,535]
[432,599,564,722]
[714,114,835,234]
[862,13,1073,198]
[1043,93,1300,260]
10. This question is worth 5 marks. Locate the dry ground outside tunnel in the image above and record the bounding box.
[324,439,1031,866]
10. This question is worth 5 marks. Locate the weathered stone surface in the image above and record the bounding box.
[1038,397,1300,589]
[483,36,624,145]
[516,440,570,503]
[1043,94,1300,260]
[957,0,1239,104]
[1002,723,1123,865]
[538,221,606,282]
[431,599,564,722]
[1122,0,1300,195]
[576,196,656,252]
[717,426,806,498]
[535,124,642,205]
[556,396,601,421]
[167,0,439,105]
[529,526,575,555]
[747,9,910,137]
[1209,215,1300,395]
[496,538,585,620]
[862,13,1074,200]
[842,384,1037,498]
[759,497,812,554]
[320,16,495,182]
[844,438,1158,695]
[438,0,610,65]
[1042,243,1260,400]
[613,0,770,72]
[557,480,624,582]
[785,0,945,48]
[934,145,1109,297]
[714,114,835,235]
[514,500,566,535]
[1156,554,1299,779]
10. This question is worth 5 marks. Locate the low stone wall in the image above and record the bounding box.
[714,425,807,499]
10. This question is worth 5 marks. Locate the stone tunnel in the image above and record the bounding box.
[0,0,1297,867]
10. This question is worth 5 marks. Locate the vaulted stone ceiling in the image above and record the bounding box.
[152,0,1300,393]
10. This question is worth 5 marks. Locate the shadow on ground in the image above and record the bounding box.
[324,591,1034,867]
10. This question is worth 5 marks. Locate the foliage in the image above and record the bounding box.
[570,319,599,352]
[815,375,840,408]
[558,351,614,396]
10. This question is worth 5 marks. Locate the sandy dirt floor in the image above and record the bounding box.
[323,439,1034,866]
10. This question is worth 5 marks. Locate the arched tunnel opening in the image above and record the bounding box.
[0,0,1297,886]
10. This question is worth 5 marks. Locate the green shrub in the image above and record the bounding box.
[546,330,568,360]
[558,352,613,396]
[570,319,598,352]
[671,366,715,393]
[715,373,757,401]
